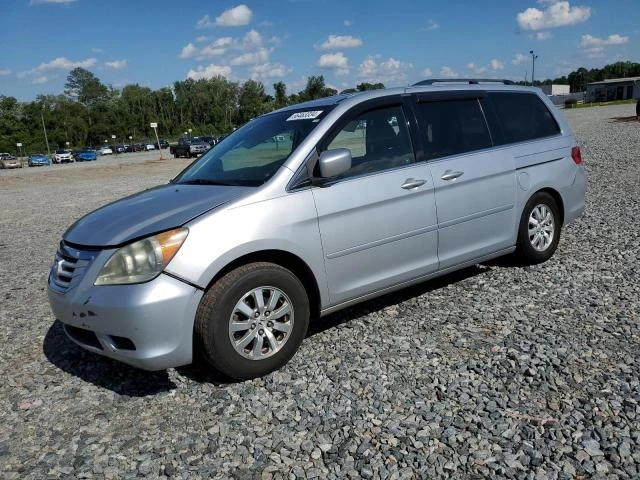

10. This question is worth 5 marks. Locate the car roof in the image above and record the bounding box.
[269,82,539,115]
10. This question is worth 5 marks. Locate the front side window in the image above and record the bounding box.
[174,107,333,187]
[416,99,492,160]
[324,104,414,179]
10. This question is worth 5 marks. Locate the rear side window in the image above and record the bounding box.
[415,99,492,160]
[487,92,560,145]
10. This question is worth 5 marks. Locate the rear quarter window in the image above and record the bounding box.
[487,92,560,145]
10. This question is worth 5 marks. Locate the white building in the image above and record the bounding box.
[540,84,570,96]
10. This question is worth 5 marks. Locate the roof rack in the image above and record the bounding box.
[413,79,515,86]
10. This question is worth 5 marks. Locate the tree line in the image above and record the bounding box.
[0,68,383,155]
[1,61,638,154]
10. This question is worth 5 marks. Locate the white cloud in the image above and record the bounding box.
[179,43,198,59]
[105,60,127,69]
[20,56,97,77]
[426,19,440,31]
[490,59,505,71]
[30,0,75,4]
[344,20,352,27]
[318,52,349,76]
[204,4,253,28]
[440,66,458,78]
[242,30,263,49]
[196,36,209,43]
[199,46,227,58]
[33,75,48,84]
[38,57,96,71]
[580,33,629,47]
[196,15,215,28]
[358,56,413,84]
[187,64,232,80]
[422,67,433,77]
[0,69,11,76]
[230,49,269,66]
[467,63,487,74]
[319,35,362,50]
[180,31,269,62]
[249,62,293,80]
[517,1,590,31]
[534,31,553,40]
[91,47,103,53]
[512,53,527,65]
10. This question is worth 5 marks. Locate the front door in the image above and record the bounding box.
[311,100,439,305]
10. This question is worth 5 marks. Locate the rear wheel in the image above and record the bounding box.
[515,191,561,264]
[195,262,310,380]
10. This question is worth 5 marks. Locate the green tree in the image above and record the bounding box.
[238,80,268,124]
[274,81,287,108]
[356,82,385,91]
[299,75,337,101]
[64,67,109,107]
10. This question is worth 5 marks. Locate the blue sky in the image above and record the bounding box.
[1,0,638,100]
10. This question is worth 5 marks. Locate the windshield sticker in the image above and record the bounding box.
[286,110,323,121]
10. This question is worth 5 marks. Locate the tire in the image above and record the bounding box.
[636,99,640,118]
[195,262,310,380]
[515,191,561,265]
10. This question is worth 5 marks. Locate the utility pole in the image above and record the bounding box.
[530,50,538,86]
[41,110,51,156]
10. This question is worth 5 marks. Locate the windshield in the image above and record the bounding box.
[174,106,334,187]
[55,150,67,154]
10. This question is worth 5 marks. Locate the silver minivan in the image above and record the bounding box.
[48,80,586,379]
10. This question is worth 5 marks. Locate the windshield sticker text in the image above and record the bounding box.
[286,111,323,121]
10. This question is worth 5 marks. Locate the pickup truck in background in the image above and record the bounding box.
[170,137,210,158]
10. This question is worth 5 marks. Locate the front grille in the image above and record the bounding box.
[49,242,96,293]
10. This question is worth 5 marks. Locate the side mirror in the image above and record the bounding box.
[318,148,352,178]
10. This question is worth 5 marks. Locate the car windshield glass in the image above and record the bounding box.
[55,150,66,154]
[174,106,334,187]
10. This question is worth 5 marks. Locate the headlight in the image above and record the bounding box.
[94,228,188,285]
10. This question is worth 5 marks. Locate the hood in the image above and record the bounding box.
[64,183,252,247]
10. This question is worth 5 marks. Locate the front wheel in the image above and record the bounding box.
[515,191,561,265]
[195,262,310,380]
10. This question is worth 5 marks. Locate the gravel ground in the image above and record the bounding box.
[1,105,639,479]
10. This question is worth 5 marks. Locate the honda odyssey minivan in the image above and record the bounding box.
[48,80,586,379]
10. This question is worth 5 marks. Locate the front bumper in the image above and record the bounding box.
[48,272,203,370]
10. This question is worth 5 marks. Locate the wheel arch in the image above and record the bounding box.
[203,249,322,320]
[532,187,565,225]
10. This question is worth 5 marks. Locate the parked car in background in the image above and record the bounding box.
[200,136,216,146]
[53,149,74,164]
[170,137,209,158]
[145,143,156,151]
[154,139,169,149]
[98,146,113,155]
[27,153,50,167]
[0,153,22,169]
[76,148,98,162]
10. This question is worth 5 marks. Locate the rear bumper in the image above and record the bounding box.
[562,164,587,225]
[48,273,203,370]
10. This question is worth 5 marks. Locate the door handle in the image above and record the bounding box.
[441,170,464,181]
[401,178,426,190]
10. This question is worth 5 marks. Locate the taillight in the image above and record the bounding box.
[571,146,582,165]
